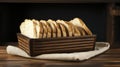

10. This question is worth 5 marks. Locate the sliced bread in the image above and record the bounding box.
[56,20,72,37]
[20,19,37,38]
[32,19,43,38]
[47,19,57,38]
[47,19,62,37]
[70,18,92,35]
[73,26,81,37]
[56,20,67,37]
[40,20,52,38]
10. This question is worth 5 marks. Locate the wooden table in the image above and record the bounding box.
[0,45,120,67]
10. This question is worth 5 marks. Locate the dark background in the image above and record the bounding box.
[0,3,107,43]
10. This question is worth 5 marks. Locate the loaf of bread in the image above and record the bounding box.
[20,18,92,38]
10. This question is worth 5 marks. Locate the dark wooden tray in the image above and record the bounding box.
[17,33,96,56]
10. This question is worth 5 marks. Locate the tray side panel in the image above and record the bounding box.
[17,33,96,56]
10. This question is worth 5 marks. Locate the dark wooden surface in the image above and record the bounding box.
[0,44,120,67]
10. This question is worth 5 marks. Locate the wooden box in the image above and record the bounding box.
[17,33,96,56]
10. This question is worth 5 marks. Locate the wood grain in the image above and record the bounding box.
[17,33,96,56]
[1,44,120,67]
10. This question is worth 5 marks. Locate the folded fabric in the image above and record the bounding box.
[6,42,110,61]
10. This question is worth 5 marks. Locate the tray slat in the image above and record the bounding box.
[32,41,94,48]
[33,44,93,51]
[33,46,94,55]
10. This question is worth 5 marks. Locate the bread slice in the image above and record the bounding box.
[56,20,67,37]
[20,21,25,35]
[67,22,75,36]
[66,22,74,37]
[70,18,92,35]
[56,20,72,37]
[77,26,86,36]
[40,21,47,38]
[40,20,52,38]
[73,26,81,37]
[20,19,37,38]
[47,19,62,37]
[47,19,57,38]
[32,19,43,38]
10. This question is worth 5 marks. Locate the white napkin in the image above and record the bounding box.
[6,42,110,61]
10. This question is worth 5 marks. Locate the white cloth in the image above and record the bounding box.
[6,42,110,61]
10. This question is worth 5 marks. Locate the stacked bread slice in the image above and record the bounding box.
[20,18,92,38]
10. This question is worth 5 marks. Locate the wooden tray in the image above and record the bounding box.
[17,33,96,56]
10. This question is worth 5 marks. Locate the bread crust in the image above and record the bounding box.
[32,19,43,38]
[66,22,74,37]
[40,20,51,38]
[78,18,92,35]
[76,26,86,36]
[70,18,92,35]
[47,19,61,37]
[47,19,57,38]
[56,20,73,37]
[73,26,81,37]
[57,22,67,37]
